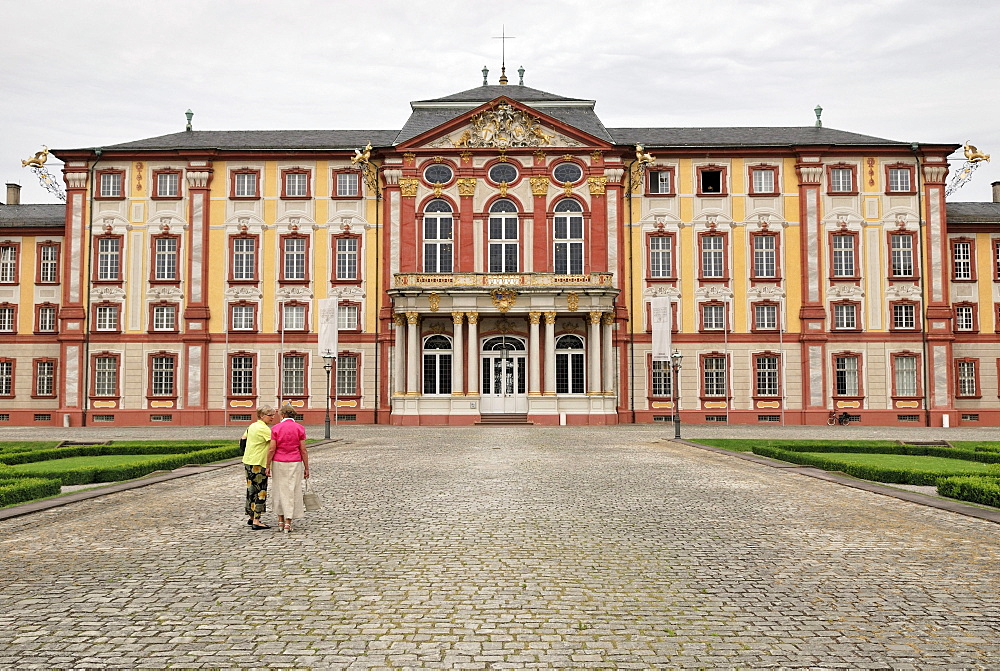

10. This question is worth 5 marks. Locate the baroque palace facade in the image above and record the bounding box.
[2,73,998,428]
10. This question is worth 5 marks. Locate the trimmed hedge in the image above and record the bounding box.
[750,445,992,486]
[0,442,230,466]
[0,477,62,507]
[937,476,1000,508]
[748,441,1000,465]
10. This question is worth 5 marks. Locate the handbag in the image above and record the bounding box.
[303,478,321,512]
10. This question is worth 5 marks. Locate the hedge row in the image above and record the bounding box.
[9,445,242,486]
[749,442,1000,465]
[0,477,62,507]
[937,476,1000,508]
[0,442,230,466]
[750,445,981,486]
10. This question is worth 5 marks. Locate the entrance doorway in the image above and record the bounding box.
[480,336,527,414]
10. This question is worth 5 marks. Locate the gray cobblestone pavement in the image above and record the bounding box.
[1,425,999,669]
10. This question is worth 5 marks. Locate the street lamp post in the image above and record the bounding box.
[671,349,683,439]
[322,352,335,439]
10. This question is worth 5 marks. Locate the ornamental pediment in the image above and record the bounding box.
[422,101,583,150]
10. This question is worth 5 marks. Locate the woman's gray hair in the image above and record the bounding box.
[280,404,297,418]
[256,405,276,419]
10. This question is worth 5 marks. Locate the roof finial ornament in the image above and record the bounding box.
[493,26,515,85]
[185,109,194,131]
[814,104,823,128]
[482,65,489,86]
[518,65,525,86]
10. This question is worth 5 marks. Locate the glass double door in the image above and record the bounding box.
[480,336,527,414]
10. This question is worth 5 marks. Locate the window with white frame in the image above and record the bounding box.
[282,354,306,396]
[0,306,14,332]
[231,304,255,331]
[338,304,359,330]
[151,355,175,397]
[834,355,860,396]
[283,237,307,281]
[336,172,359,197]
[232,237,257,281]
[230,355,255,396]
[153,237,178,281]
[422,335,452,395]
[892,303,916,330]
[94,356,118,396]
[488,200,519,273]
[0,245,15,283]
[0,360,11,396]
[752,235,777,278]
[956,360,977,396]
[283,303,305,331]
[38,244,58,283]
[553,199,584,275]
[830,168,853,193]
[555,335,585,394]
[35,360,54,396]
[894,355,918,397]
[337,355,358,396]
[157,172,179,198]
[649,236,672,278]
[700,235,725,278]
[703,356,728,397]
[833,303,858,330]
[752,169,775,194]
[651,360,673,397]
[37,305,57,332]
[96,237,121,281]
[955,305,975,331]
[953,241,972,280]
[649,170,672,194]
[284,172,308,197]
[234,172,257,198]
[423,200,454,273]
[100,172,122,198]
[832,234,856,277]
[888,168,911,192]
[754,303,778,330]
[336,237,359,280]
[702,303,726,330]
[755,355,780,397]
[890,233,914,277]
[95,304,119,331]
[152,304,176,331]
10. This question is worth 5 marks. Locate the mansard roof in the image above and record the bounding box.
[609,126,908,148]
[947,202,1000,224]
[0,203,65,228]
[85,129,399,152]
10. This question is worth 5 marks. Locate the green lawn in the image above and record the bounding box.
[800,452,1000,476]
[695,439,899,453]
[9,454,173,473]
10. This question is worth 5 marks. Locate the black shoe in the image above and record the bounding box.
[251,523,271,530]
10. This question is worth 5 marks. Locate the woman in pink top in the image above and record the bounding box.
[265,404,310,533]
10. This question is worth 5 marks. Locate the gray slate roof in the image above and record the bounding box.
[0,204,65,228]
[415,84,585,104]
[608,127,906,148]
[947,202,1000,224]
[78,130,399,152]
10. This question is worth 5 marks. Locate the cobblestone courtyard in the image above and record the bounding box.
[1,425,998,668]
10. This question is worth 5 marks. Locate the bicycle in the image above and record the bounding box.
[827,410,851,426]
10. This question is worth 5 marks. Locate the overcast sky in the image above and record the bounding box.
[3,0,999,204]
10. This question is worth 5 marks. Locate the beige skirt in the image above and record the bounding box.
[270,460,304,519]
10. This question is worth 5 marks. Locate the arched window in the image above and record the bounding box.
[488,199,519,273]
[554,199,584,275]
[423,200,453,273]
[422,334,452,395]
[555,334,585,394]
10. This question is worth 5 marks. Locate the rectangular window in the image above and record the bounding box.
[703,356,727,397]
[892,303,916,330]
[755,355,780,397]
[96,237,121,281]
[953,241,972,280]
[955,305,975,331]
[336,172,360,197]
[232,237,257,281]
[555,352,585,394]
[94,356,118,397]
[956,360,978,397]
[888,168,911,193]
[230,355,255,396]
[702,303,726,331]
[100,172,122,198]
[38,244,59,283]
[283,303,305,331]
[553,212,584,275]
[830,167,854,193]
[699,169,723,194]
[0,306,14,332]
[337,355,358,396]
[37,305,57,333]
[648,170,672,195]
[282,354,306,396]
[338,304,359,330]
[336,237,359,280]
[284,172,308,198]
[95,305,119,331]
[35,360,55,396]
[835,355,860,397]
[152,304,177,331]
[833,303,858,330]
[752,235,777,278]
[423,215,453,273]
[157,172,179,198]
[751,169,775,194]
[894,355,918,397]
[234,172,258,198]
[0,360,11,396]
[890,233,914,277]
[832,234,856,277]
[153,237,178,281]
[150,355,175,397]
[754,303,778,330]
[651,360,673,397]
[282,237,307,281]
[700,235,725,279]
[231,304,255,331]
[0,245,16,283]
[488,216,519,273]
[649,236,673,278]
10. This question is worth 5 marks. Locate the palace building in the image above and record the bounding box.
[2,70,999,428]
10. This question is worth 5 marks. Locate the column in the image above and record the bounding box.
[466,312,479,395]
[406,311,419,395]
[795,163,827,409]
[452,312,464,395]
[602,312,615,394]
[588,311,602,394]
[543,312,556,394]
[58,168,90,420]
[183,165,213,413]
[528,312,541,395]
[393,313,405,395]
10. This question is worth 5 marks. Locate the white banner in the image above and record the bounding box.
[650,297,672,362]
[317,298,339,357]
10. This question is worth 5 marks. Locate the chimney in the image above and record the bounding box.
[993,181,1000,203]
[5,183,21,205]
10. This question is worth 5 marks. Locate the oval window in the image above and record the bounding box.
[489,163,518,184]
[553,162,582,183]
[423,164,453,185]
